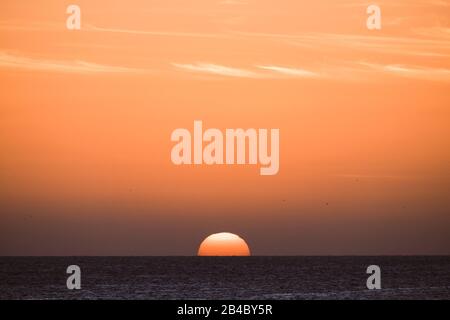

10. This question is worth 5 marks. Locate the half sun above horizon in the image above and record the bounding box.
[197,232,251,256]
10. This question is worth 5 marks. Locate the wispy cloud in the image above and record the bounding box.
[172,61,450,82]
[0,52,146,74]
[86,25,450,58]
[257,65,320,78]
[414,27,450,40]
[0,21,226,39]
[230,31,450,57]
[172,62,260,78]
[359,62,450,81]
[86,24,226,39]
[172,63,326,79]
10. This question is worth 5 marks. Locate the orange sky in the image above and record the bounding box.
[1,0,449,255]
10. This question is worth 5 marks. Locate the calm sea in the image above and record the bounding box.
[0,256,449,300]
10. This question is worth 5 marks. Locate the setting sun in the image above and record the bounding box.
[198,233,251,256]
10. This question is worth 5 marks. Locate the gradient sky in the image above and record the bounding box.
[1,0,449,255]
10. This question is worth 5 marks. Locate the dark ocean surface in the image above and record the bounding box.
[0,256,449,300]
